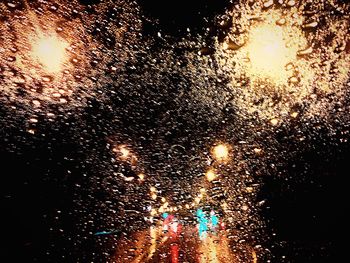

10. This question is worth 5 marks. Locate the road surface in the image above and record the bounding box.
[112,224,256,263]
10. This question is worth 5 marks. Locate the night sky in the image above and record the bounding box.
[1,0,349,262]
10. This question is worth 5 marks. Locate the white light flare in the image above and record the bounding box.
[212,144,230,162]
[246,23,294,82]
[31,34,69,73]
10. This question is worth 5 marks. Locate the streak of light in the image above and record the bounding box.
[171,243,179,263]
[148,226,157,259]
[94,230,118,236]
[252,249,258,263]
[198,236,219,263]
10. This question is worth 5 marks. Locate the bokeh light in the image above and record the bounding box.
[31,34,69,73]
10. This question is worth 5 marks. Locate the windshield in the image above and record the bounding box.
[1,0,349,262]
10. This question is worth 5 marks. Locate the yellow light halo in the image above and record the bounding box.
[243,11,307,84]
[212,143,230,162]
[30,32,69,74]
[205,169,218,182]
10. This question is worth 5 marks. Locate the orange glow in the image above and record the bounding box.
[113,145,137,163]
[212,144,229,162]
[205,169,218,182]
[252,249,258,263]
[171,243,179,263]
[247,23,291,81]
[119,146,130,159]
[31,34,69,73]
[137,173,145,180]
[270,118,279,125]
[150,209,157,216]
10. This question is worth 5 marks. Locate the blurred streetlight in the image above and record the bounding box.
[212,144,229,162]
[247,24,290,81]
[31,34,69,73]
[119,145,130,159]
[205,169,218,182]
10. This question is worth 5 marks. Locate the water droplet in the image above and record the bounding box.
[253,148,262,154]
[276,18,286,26]
[32,100,41,107]
[246,187,254,193]
[297,46,313,56]
[7,2,16,8]
[27,129,35,134]
[285,62,294,71]
[50,5,58,11]
[289,76,300,84]
[10,46,18,53]
[42,76,53,82]
[290,112,299,118]
[198,47,214,56]
[270,118,279,125]
[303,21,318,29]
[7,56,16,62]
[286,0,296,7]
[224,40,244,50]
[263,0,274,8]
[71,58,79,64]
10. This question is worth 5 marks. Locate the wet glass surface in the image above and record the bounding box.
[1,0,349,262]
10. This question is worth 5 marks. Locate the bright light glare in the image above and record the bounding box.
[212,144,229,161]
[119,146,130,159]
[31,34,68,73]
[247,24,292,81]
[205,169,217,182]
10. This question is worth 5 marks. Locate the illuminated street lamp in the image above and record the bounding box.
[31,33,69,73]
[246,23,290,81]
[212,144,229,162]
[205,169,218,182]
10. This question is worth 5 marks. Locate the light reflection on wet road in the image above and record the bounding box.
[113,223,254,263]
